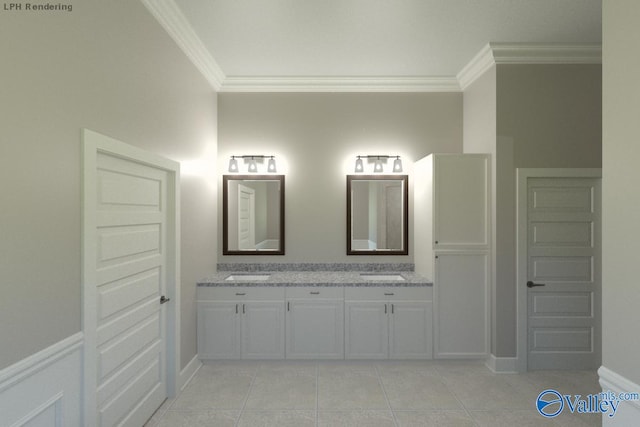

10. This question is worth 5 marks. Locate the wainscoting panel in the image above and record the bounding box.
[0,333,83,427]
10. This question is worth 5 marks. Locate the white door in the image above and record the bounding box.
[526,177,601,370]
[83,130,178,426]
[286,300,344,359]
[241,302,285,359]
[389,302,433,359]
[237,184,255,250]
[345,302,388,359]
[434,252,489,358]
[197,302,241,359]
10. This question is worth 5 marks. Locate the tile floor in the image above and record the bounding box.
[145,360,601,426]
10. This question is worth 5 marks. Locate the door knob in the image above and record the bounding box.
[160,295,171,304]
[526,281,546,288]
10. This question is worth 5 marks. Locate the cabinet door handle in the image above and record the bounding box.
[391,303,394,314]
[310,291,320,295]
[384,303,387,314]
[235,292,246,296]
[384,293,394,296]
[243,304,245,314]
[235,304,238,314]
[287,301,290,311]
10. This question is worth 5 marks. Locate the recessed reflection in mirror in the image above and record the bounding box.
[223,175,284,255]
[347,175,408,255]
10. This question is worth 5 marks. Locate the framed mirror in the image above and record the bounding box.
[347,175,408,255]
[223,175,285,255]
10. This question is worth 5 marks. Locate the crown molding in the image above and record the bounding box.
[220,76,461,93]
[458,42,602,90]
[142,1,602,93]
[141,0,225,91]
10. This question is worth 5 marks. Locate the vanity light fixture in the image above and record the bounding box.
[373,158,384,173]
[267,156,277,173]
[354,155,403,174]
[228,155,278,173]
[393,156,403,173]
[248,157,258,173]
[228,156,239,173]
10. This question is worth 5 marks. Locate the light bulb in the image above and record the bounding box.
[374,159,383,173]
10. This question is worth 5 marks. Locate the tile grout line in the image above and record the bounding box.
[315,362,319,427]
[233,362,259,427]
[374,364,400,427]
[433,364,481,427]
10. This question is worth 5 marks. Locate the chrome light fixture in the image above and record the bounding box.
[228,155,278,173]
[354,155,403,174]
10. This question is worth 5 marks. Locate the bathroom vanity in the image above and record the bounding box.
[197,268,433,360]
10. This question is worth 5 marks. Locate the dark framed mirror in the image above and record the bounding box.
[347,175,408,255]
[223,175,285,255]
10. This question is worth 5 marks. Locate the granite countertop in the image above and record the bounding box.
[197,271,432,287]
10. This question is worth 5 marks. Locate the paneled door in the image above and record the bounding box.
[526,177,601,370]
[83,130,179,426]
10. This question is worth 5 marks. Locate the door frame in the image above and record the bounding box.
[515,168,601,372]
[82,129,180,425]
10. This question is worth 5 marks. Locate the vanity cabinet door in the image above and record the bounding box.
[197,301,241,359]
[286,299,344,359]
[345,302,389,359]
[241,301,285,359]
[389,301,433,359]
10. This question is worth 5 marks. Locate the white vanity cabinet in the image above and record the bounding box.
[344,287,433,359]
[198,287,285,359]
[285,287,344,359]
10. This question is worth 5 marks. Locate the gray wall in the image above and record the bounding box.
[218,93,463,263]
[602,0,640,386]
[495,64,602,357]
[0,3,218,370]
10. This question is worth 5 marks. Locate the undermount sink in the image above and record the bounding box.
[360,274,405,281]
[225,274,271,281]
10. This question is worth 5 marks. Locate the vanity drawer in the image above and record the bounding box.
[286,287,344,299]
[198,286,285,301]
[344,287,431,301]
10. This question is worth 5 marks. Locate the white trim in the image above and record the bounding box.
[220,76,461,93]
[178,355,202,392]
[598,366,640,425]
[82,129,181,425]
[485,354,518,374]
[140,0,225,91]
[138,2,603,94]
[0,333,84,427]
[457,44,496,90]
[515,168,602,373]
[459,42,602,90]
[0,332,83,392]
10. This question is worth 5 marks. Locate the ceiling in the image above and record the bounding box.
[145,0,602,91]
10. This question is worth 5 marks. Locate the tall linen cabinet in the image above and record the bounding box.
[414,154,490,358]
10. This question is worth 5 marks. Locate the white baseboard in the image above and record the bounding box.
[485,354,518,373]
[598,366,640,426]
[179,354,202,391]
[0,333,84,427]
